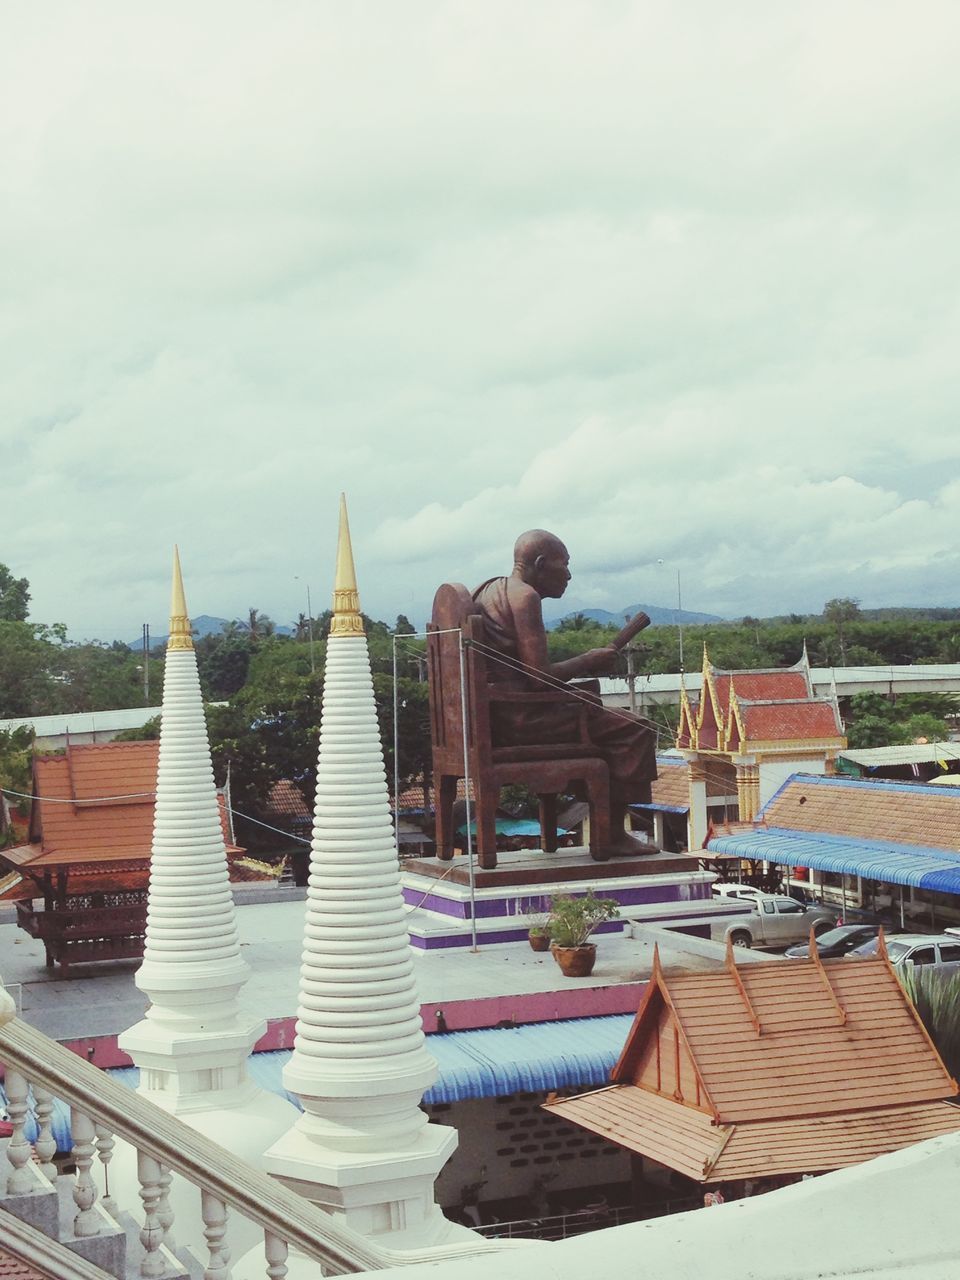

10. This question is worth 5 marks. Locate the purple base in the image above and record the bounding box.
[403,879,710,921]
[411,919,625,951]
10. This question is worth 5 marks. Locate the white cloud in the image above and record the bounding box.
[2,1,960,636]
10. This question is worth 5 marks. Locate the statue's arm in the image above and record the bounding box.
[512,589,617,682]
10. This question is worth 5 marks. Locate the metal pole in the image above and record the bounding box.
[392,635,400,856]
[457,629,479,952]
[306,583,316,676]
[676,570,684,672]
[142,625,149,702]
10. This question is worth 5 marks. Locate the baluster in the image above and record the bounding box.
[201,1189,232,1280]
[157,1162,175,1249]
[32,1086,58,1183]
[94,1123,117,1216]
[137,1150,165,1278]
[71,1108,101,1237]
[4,1069,34,1194]
[264,1232,288,1280]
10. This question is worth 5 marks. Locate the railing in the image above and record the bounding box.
[473,1196,702,1242]
[0,1013,506,1277]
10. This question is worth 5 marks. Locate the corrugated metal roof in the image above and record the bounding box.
[840,742,960,767]
[11,1015,635,1150]
[708,827,960,893]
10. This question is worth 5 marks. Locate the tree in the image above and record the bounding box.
[823,598,861,666]
[0,564,30,622]
[0,621,65,717]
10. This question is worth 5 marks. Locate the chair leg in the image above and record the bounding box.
[538,794,558,853]
[475,796,498,871]
[587,775,612,863]
[436,775,458,861]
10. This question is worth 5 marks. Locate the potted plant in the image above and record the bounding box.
[547,890,620,977]
[519,899,552,951]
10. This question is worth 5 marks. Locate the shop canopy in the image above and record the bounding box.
[707,826,960,895]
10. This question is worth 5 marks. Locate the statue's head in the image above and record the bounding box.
[513,529,571,599]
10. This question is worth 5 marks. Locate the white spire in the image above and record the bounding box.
[118,549,293,1257]
[263,498,469,1250]
[133,546,246,1010]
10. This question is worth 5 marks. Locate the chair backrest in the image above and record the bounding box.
[427,583,493,775]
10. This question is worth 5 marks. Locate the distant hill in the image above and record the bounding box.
[547,603,724,630]
[124,614,294,648]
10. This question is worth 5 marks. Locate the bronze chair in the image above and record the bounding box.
[427,584,611,871]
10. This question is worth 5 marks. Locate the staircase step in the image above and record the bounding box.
[0,1143,60,1240]
[54,1177,126,1280]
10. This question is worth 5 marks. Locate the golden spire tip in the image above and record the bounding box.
[331,493,365,636]
[168,546,194,651]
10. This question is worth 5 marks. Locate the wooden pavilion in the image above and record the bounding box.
[544,937,960,1190]
[0,741,243,974]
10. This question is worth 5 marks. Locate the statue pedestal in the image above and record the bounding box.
[401,846,720,951]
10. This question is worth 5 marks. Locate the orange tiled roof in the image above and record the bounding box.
[264,779,311,821]
[0,1247,47,1280]
[650,760,688,810]
[763,775,960,851]
[737,700,842,743]
[714,669,810,715]
[544,947,959,1180]
[3,741,239,878]
[397,778,473,809]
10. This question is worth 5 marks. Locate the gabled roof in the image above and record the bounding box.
[1,741,239,880]
[544,943,960,1180]
[680,648,842,755]
[616,951,955,1123]
[761,773,960,850]
[730,697,843,746]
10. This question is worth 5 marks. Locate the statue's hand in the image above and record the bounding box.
[580,646,619,676]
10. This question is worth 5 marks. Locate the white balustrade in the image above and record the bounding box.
[4,1069,33,1194]
[137,1150,166,1278]
[71,1108,101,1237]
[33,1085,58,1182]
[264,1231,289,1280]
[201,1188,231,1280]
[95,1122,118,1215]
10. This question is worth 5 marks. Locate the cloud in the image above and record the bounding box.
[2,2,960,636]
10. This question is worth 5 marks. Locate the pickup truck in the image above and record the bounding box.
[718,895,835,950]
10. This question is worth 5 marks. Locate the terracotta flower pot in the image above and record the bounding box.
[551,943,597,977]
[528,931,551,952]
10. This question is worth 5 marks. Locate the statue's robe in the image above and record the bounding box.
[472,577,657,805]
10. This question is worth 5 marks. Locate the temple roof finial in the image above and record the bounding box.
[167,545,193,651]
[330,494,365,637]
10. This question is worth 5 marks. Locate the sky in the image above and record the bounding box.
[4,1,960,641]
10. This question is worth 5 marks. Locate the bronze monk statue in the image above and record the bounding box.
[472,529,658,856]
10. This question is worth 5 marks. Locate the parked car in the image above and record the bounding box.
[717,895,835,950]
[784,924,881,960]
[846,933,960,973]
[711,883,768,903]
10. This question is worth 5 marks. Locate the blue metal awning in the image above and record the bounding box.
[4,1015,635,1151]
[708,826,960,894]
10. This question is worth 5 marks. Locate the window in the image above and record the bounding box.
[776,901,803,915]
[938,945,960,963]
[762,901,776,914]
[907,947,936,966]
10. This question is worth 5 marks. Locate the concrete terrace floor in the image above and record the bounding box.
[0,886,779,1043]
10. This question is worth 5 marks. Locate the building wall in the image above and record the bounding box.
[427,1091,630,1211]
[759,757,827,810]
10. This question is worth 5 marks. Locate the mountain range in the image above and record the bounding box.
[545,603,724,629]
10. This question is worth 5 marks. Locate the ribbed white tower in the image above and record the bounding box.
[262,497,467,1251]
[117,549,294,1253]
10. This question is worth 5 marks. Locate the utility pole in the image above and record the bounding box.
[142,624,150,702]
[624,615,637,715]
